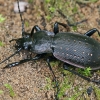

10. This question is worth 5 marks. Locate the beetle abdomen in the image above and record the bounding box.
[53,32,100,70]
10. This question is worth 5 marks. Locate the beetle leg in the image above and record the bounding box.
[63,63,91,81]
[63,63,100,84]
[54,19,87,34]
[84,28,100,37]
[3,54,45,69]
[66,19,87,26]
[9,39,18,42]
[54,22,59,34]
[54,22,70,34]
[0,48,22,65]
[47,56,59,100]
[30,25,41,37]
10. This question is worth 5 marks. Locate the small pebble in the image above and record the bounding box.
[14,1,29,13]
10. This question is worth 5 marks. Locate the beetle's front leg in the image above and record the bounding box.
[30,25,41,37]
[84,28,100,37]
[3,54,45,69]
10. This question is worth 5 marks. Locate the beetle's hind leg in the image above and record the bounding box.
[63,63,91,81]
[84,28,100,37]
[63,63,100,84]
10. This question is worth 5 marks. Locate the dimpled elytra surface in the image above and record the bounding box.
[53,32,100,70]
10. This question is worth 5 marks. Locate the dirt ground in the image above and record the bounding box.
[0,0,100,100]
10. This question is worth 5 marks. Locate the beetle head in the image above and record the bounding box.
[14,32,33,51]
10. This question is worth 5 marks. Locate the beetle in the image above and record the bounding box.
[1,0,100,100]
[2,26,100,70]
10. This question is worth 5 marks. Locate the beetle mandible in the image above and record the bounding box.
[1,0,100,100]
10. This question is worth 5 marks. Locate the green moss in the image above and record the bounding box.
[68,92,82,100]
[94,87,100,100]
[25,21,29,27]
[50,61,60,68]
[76,0,98,4]
[45,77,52,90]
[28,0,33,3]
[0,90,3,94]
[0,14,5,23]
[58,77,71,99]
[78,67,91,77]
[0,41,4,46]
[4,84,16,98]
[46,15,52,21]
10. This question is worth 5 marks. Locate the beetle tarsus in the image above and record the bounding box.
[84,28,100,37]
[66,19,88,26]
[3,62,19,69]
[3,54,45,68]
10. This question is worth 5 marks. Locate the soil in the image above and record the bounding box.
[0,0,100,100]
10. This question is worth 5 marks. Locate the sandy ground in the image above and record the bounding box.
[0,0,100,100]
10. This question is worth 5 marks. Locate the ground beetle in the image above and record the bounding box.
[0,0,100,100]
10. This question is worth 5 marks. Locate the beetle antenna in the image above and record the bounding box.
[17,0,25,37]
[0,48,22,64]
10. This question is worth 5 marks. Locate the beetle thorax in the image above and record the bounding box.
[30,31,53,54]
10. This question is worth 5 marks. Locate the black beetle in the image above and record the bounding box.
[2,25,100,70]
[1,0,100,100]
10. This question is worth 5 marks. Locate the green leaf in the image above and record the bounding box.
[45,77,52,90]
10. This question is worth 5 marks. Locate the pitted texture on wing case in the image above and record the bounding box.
[53,32,100,69]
